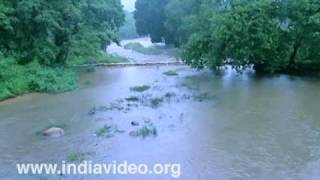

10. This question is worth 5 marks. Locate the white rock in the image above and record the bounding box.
[43,127,64,137]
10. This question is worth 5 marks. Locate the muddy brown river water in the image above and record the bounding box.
[1,64,320,180]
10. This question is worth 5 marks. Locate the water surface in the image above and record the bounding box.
[1,65,320,180]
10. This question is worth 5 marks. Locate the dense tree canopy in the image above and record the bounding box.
[183,0,320,73]
[135,0,320,73]
[0,0,124,65]
[0,0,125,100]
[134,0,169,43]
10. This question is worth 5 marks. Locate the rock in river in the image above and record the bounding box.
[42,127,64,137]
[131,121,140,126]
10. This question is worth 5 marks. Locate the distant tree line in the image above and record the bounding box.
[119,11,139,40]
[134,0,320,73]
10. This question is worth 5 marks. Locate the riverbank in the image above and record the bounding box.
[107,37,179,63]
[0,37,181,102]
[0,53,127,102]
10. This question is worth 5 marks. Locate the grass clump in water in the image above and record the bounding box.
[66,153,86,162]
[192,92,215,102]
[163,70,178,76]
[129,125,158,138]
[95,125,114,138]
[150,98,164,108]
[125,96,140,102]
[88,102,126,115]
[165,92,176,98]
[95,125,125,138]
[124,42,163,55]
[130,85,151,92]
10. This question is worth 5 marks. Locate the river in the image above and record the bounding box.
[1,38,320,180]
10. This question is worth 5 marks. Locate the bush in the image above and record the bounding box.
[0,57,78,101]
[28,63,77,93]
[181,0,320,74]
[0,56,31,99]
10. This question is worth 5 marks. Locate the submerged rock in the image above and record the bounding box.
[88,108,96,116]
[129,131,139,137]
[42,127,64,137]
[131,121,140,126]
[129,125,158,138]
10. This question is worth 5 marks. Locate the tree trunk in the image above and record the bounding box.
[289,38,302,67]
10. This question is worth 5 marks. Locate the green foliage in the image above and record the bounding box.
[0,56,30,97]
[95,125,124,138]
[134,0,320,73]
[0,0,125,100]
[134,0,169,43]
[0,0,125,64]
[95,125,114,138]
[176,0,320,73]
[163,70,178,76]
[130,85,151,92]
[150,98,164,108]
[164,0,202,46]
[125,96,140,102]
[28,63,77,93]
[130,124,158,138]
[66,153,86,162]
[0,58,77,100]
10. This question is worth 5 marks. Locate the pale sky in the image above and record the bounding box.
[121,0,136,12]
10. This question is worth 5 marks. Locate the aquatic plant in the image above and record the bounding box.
[163,70,178,76]
[150,98,164,108]
[88,102,126,116]
[130,85,151,92]
[129,125,158,138]
[192,92,215,102]
[95,125,125,138]
[165,92,176,98]
[125,96,140,102]
[95,125,114,138]
[66,153,86,162]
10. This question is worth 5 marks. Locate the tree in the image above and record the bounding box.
[164,0,198,46]
[134,0,169,43]
[182,0,320,73]
[0,0,125,65]
[0,0,125,100]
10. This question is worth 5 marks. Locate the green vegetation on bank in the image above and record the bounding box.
[124,43,162,55]
[0,0,125,101]
[124,42,178,56]
[134,0,320,74]
[68,51,128,66]
[134,0,169,43]
[0,58,77,100]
